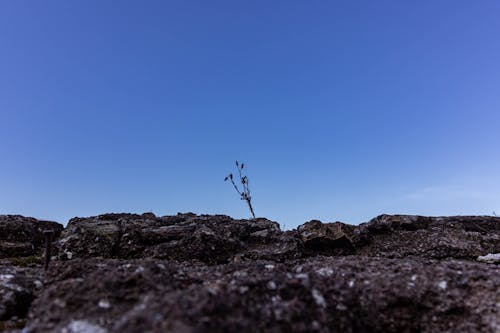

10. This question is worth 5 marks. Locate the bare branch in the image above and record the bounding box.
[224,161,256,219]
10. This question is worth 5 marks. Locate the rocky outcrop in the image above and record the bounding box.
[0,215,63,259]
[56,213,500,263]
[24,257,500,333]
[56,213,289,264]
[355,215,500,259]
[1,213,499,332]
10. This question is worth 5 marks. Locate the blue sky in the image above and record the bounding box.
[1,1,499,228]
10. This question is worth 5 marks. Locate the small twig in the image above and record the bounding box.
[43,230,54,270]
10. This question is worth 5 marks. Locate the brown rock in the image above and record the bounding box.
[298,220,355,255]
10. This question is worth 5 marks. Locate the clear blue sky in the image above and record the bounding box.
[1,1,499,228]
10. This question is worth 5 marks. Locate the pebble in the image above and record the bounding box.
[98,299,111,309]
[316,267,334,277]
[312,289,327,308]
[438,281,448,290]
[477,253,500,264]
[267,281,277,290]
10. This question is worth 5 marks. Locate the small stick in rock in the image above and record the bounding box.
[43,230,54,270]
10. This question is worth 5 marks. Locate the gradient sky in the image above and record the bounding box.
[1,1,499,228]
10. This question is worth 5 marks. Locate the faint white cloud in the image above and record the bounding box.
[405,185,486,201]
[399,184,500,217]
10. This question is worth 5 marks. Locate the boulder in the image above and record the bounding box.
[0,215,63,259]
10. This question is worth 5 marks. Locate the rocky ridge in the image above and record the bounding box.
[0,213,499,332]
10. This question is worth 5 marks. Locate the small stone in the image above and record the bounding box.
[477,253,500,264]
[54,298,67,308]
[0,274,14,282]
[267,281,277,290]
[295,273,309,280]
[438,281,448,290]
[316,267,334,277]
[98,299,111,309]
[336,303,348,311]
[62,320,108,333]
[312,289,327,308]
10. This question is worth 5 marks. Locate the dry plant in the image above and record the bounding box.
[225,161,256,219]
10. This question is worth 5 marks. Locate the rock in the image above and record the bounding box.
[477,253,500,264]
[5,213,500,332]
[0,262,43,327]
[56,213,500,262]
[24,257,500,333]
[57,215,123,259]
[56,213,284,264]
[297,220,355,255]
[0,215,63,259]
[61,320,108,333]
[355,215,500,259]
[360,214,432,234]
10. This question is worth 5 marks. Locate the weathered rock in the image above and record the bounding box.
[355,215,500,259]
[0,215,63,259]
[24,257,500,333]
[57,213,286,264]
[4,213,499,332]
[298,220,355,255]
[0,262,43,330]
[359,214,432,234]
[56,213,500,264]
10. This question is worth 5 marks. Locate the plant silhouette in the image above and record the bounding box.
[225,161,256,219]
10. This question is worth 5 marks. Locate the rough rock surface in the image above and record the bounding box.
[1,213,499,332]
[56,213,291,264]
[57,213,500,262]
[297,220,355,256]
[0,215,63,259]
[0,260,44,331]
[355,214,500,259]
[25,257,500,333]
